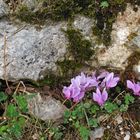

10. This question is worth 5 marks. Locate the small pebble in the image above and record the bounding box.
[124,134,130,140]
[120,127,123,131]
[107,125,110,129]
[121,131,124,135]
[136,132,140,138]
[116,115,123,124]
[90,127,105,140]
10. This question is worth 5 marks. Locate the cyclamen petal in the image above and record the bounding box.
[93,92,103,106]
[127,80,135,91]
[106,72,114,81]
[135,84,140,94]
[73,91,85,102]
[127,80,140,96]
[105,73,119,89]
[93,88,108,106]
[97,71,109,80]
[102,88,108,101]
[63,86,72,99]
[106,77,120,88]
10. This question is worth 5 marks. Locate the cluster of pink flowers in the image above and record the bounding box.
[63,71,120,106]
[63,72,98,102]
[63,71,140,106]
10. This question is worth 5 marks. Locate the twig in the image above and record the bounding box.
[14,81,26,95]
[62,99,68,105]
[83,108,90,127]
[70,102,78,110]
[126,112,137,132]
[113,90,125,103]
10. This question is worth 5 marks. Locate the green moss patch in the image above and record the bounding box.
[57,28,94,77]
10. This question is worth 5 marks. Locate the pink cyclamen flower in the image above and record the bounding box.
[127,80,140,96]
[63,84,84,102]
[93,88,108,106]
[104,72,120,89]
[62,72,99,102]
[71,72,98,90]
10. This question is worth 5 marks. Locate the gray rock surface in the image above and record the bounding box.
[0,0,9,18]
[0,4,139,81]
[28,93,66,122]
[0,20,67,81]
[73,15,94,37]
[90,127,105,140]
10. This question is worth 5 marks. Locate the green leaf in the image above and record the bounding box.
[120,104,128,112]
[74,121,80,128]
[100,1,109,8]
[64,110,71,118]
[0,92,8,102]
[14,95,28,113]
[50,127,63,140]
[90,105,99,114]
[6,104,19,118]
[89,118,98,128]
[79,126,90,140]
[18,117,26,126]
[83,103,91,109]
[124,94,134,105]
[64,110,71,123]
[9,123,22,138]
[71,106,84,119]
[115,86,121,93]
[0,125,8,135]
[53,132,63,140]
[104,102,118,113]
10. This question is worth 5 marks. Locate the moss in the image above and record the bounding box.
[16,5,36,23]
[64,28,94,62]
[56,28,94,77]
[38,73,64,88]
[57,59,82,76]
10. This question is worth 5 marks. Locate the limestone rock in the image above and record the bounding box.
[28,93,66,122]
[96,4,140,70]
[0,0,9,18]
[0,20,67,81]
[73,15,94,37]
